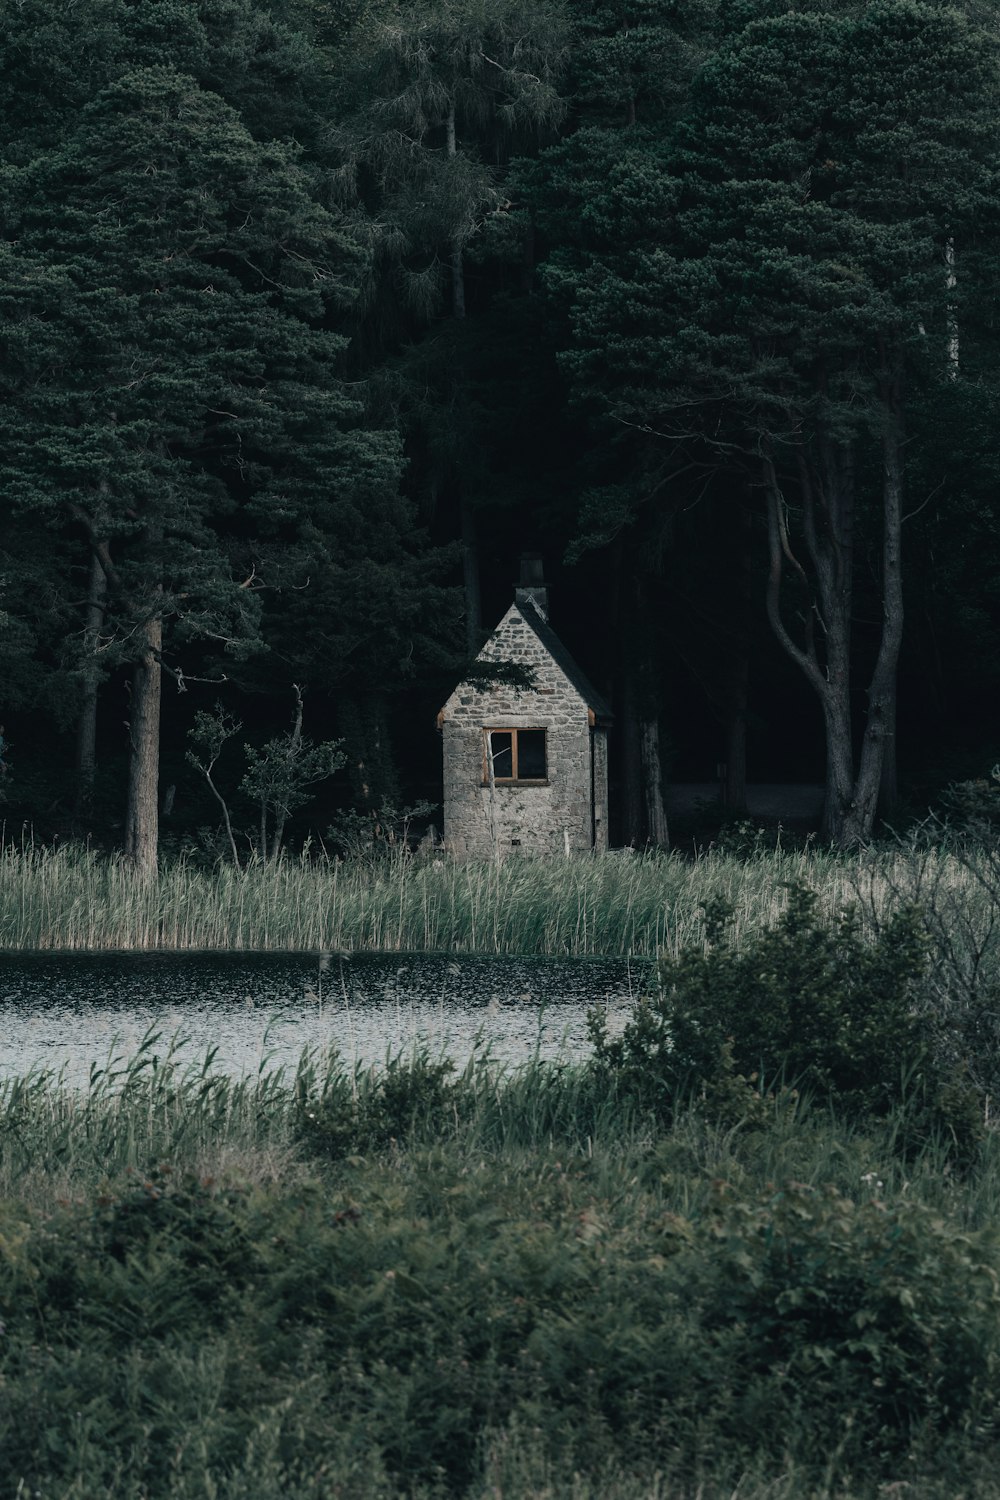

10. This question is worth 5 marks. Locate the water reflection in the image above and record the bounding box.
[0,951,653,1087]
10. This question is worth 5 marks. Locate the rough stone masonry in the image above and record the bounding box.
[438,589,610,859]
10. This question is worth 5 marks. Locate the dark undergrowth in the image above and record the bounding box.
[3,1037,1000,1499]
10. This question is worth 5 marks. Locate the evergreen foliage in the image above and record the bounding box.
[1,0,1000,853]
[537,0,1000,843]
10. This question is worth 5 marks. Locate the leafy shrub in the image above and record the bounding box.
[590,884,980,1150]
[294,1051,460,1157]
[682,1181,1000,1460]
[941,764,1000,829]
[325,800,438,866]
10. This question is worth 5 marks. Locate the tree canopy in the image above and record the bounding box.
[2,0,1000,856]
[536,0,1000,842]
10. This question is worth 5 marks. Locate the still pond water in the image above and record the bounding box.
[0,952,655,1087]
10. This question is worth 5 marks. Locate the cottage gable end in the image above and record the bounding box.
[438,591,611,858]
[438,601,609,723]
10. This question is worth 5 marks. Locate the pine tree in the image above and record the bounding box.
[0,65,396,870]
[541,0,1000,844]
[331,0,570,650]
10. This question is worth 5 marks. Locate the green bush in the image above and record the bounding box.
[682,1181,1000,1460]
[590,884,981,1150]
[294,1051,461,1158]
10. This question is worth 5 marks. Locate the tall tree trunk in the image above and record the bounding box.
[877,693,898,819]
[124,612,162,876]
[762,395,904,848]
[817,578,856,843]
[270,684,304,862]
[723,503,752,812]
[75,548,107,813]
[619,659,644,845]
[841,372,905,844]
[450,239,466,318]
[617,563,666,846]
[641,719,669,847]
[945,238,959,379]
[444,101,480,652]
[763,448,854,845]
[820,679,857,843]
[446,104,466,320]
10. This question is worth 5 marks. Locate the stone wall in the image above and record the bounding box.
[440,604,601,858]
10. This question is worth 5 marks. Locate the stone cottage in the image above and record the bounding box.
[437,565,612,858]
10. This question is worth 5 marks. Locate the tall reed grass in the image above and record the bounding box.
[0,836,989,955]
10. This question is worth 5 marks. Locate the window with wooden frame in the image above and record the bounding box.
[483,728,547,784]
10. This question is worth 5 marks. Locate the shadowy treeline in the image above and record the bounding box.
[2,0,1000,864]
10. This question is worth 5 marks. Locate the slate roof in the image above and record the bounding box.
[517,599,613,725]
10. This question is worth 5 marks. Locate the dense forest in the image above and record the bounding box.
[2,0,999,867]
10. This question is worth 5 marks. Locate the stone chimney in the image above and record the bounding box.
[514,552,548,620]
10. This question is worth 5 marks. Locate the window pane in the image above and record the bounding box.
[517,730,546,780]
[488,731,513,779]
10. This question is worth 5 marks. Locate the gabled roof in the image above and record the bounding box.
[517,600,613,725]
[439,598,613,726]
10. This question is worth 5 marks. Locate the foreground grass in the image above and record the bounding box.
[4,1048,1000,1498]
[0,836,995,956]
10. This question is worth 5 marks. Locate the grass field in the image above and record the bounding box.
[3,1046,1000,1499]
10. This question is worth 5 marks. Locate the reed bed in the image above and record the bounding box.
[0,836,989,955]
